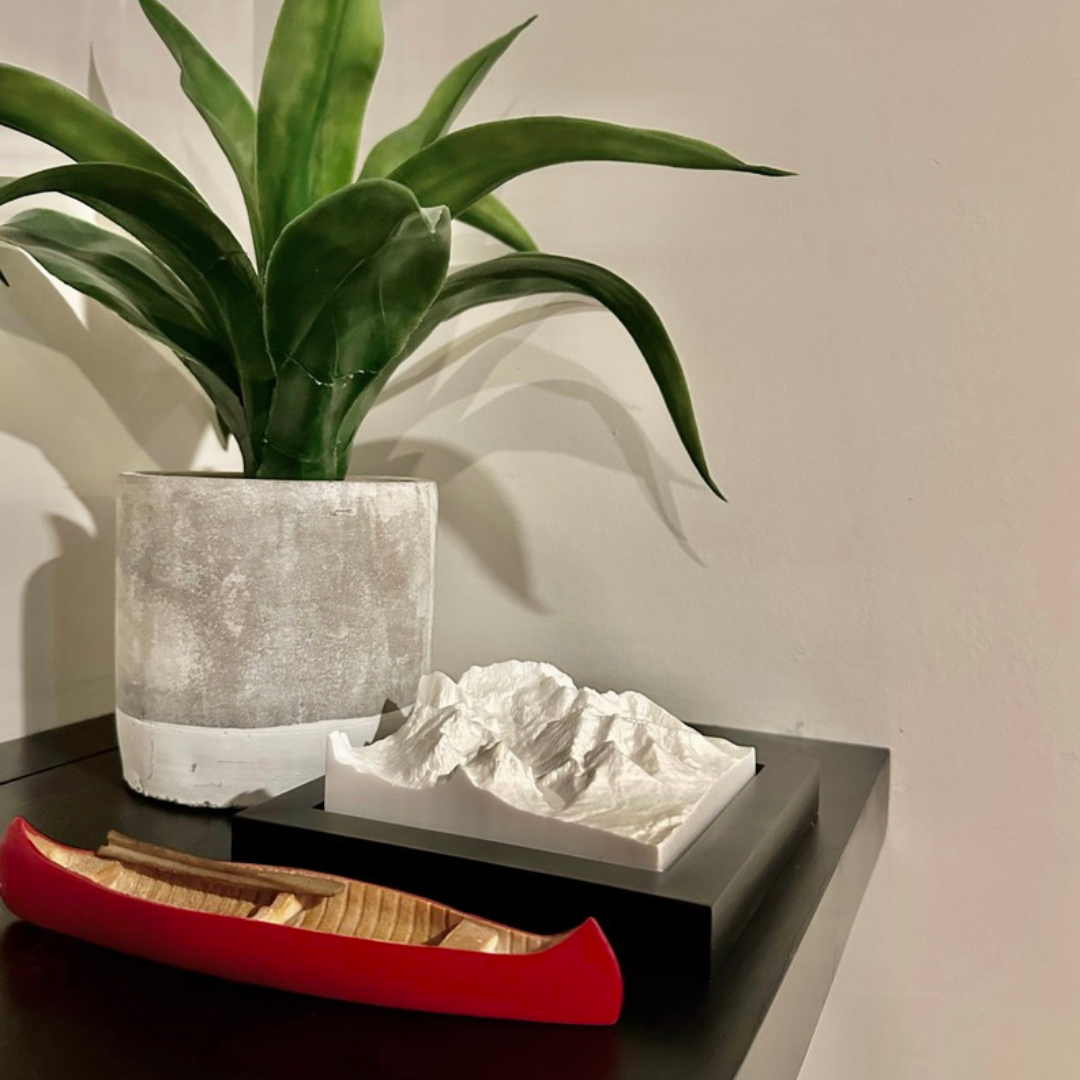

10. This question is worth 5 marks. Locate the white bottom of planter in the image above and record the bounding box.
[116,709,387,808]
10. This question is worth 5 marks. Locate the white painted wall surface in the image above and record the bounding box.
[2,0,1079,1076]
[0,1,250,733]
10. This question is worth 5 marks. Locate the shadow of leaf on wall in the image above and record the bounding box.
[355,300,707,590]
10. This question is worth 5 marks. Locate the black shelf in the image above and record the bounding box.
[0,717,888,1080]
[233,744,819,987]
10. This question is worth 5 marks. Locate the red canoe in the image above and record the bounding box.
[0,817,622,1025]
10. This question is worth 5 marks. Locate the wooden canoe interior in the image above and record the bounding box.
[28,832,554,956]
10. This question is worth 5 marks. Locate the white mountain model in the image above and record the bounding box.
[325,661,756,871]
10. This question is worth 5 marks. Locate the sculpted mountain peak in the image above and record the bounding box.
[326,661,756,869]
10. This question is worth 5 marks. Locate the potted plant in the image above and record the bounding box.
[0,0,788,806]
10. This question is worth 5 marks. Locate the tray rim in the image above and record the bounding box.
[233,740,820,906]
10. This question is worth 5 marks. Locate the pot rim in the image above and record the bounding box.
[119,470,435,487]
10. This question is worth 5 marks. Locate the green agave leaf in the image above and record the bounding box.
[0,165,272,461]
[210,406,233,448]
[0,209,228,374]
[137,0,262,264]
[346,253,724,498]
[360,16,536,180]
[0,208,250,464]
[257,0,384,256]
[0,167,245,302]
[457,194,537,252]
[0,65,193,191]
[391,116,791,216]
[184,365,249,466]
[261,179,451,478]
[264,182,450,383]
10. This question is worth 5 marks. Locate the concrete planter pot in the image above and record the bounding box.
[115,473,436,808]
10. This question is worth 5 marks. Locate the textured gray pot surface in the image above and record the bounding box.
[115,473,436,806]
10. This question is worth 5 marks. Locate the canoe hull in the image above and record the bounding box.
[0,818,622,1025]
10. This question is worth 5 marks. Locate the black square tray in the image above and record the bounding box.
[232,733,818,986]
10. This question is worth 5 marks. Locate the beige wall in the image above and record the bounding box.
[3,0,1079,1075]
[0,1,251,734]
